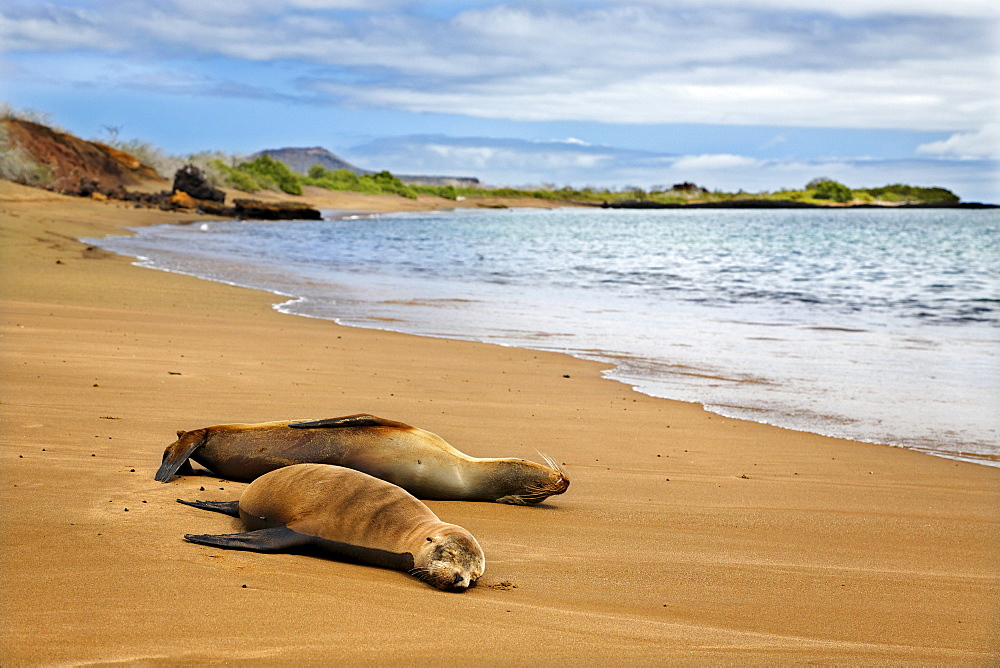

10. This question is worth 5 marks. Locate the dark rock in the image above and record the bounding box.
[671,182,707,194]
[233,199,323,220]
[172,165,225,203]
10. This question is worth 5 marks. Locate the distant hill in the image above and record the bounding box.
[251,147,366,176]
[252,146,480,188]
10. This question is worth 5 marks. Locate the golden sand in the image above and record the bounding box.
[2,181,998,664]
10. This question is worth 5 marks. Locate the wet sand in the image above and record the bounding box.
[2,181,998,664]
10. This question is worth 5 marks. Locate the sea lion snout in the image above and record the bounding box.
[414,533,485,591]
[493,457,570,505]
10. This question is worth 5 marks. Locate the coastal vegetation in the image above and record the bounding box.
[207,153,962,206]
[0,104,967,206]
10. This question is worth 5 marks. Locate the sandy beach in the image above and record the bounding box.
[1,181,998,665]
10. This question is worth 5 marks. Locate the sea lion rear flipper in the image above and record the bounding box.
[155,429,208,482]
[183,526,314,552]
[288,414,409,430]
[176,499,240,516]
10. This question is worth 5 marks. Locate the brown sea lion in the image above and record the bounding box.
[178,463,485,591]
[155,414,569,505]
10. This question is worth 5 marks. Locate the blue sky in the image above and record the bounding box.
[2,1,998,201]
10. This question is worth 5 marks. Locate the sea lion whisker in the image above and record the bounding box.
[536,450,564,475]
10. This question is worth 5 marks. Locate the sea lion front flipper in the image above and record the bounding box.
[288,414,409,430]
[176,499,241,516]
[155,428,209,482]
[183,526,314,552]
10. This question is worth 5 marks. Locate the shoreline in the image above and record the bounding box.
[100,206,1000,469]
[2,180,999,663]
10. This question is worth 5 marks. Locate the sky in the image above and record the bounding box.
[2,0,998,201]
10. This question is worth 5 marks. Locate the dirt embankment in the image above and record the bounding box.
[2,118,166,195]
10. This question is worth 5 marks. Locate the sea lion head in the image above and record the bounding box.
[412,528,486,591]
[492,453,570,505]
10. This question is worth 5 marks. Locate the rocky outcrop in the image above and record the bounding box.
[1,118,165,195]
[172,164,225,202]
[1,120,325,220]
[231,199,322,220]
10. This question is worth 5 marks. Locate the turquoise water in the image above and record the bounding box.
[88,207,1000,466]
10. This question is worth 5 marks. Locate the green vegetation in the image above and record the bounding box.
[0,108,965,206]
[812,180,853,203]
[293,171,962,206]
[858,184,959,204]
[230,155,303,195]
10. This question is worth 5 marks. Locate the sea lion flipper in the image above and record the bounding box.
[176,499,240,516]
[289,414,408,430]
[155,429,208,482]
[183,526,314,552]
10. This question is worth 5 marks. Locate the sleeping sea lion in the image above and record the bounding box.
[155,414,569,505]
[179,463,485,591]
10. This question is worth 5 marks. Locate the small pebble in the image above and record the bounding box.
[242,584,247,588]
[200,486,205,491]
[130,469,135,472]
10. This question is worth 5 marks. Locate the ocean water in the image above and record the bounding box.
[87,207,1000,466]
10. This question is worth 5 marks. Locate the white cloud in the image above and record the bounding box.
[917,124,1000,159]
[672,154,762,170]
[347,134,999,202]
[640,0,1000,19]
[329,59,994,130]
[1,1,997,132]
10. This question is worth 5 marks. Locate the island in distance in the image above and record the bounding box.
[251,146,482,189]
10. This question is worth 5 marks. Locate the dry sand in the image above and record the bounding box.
[1,181,998,665]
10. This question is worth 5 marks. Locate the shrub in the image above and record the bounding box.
[303,166,363,191]
[862,184,959,204]
[0,143,51,186]
[237,155,303,195]
[812,180,853,203]
[0,124,51,186]
[208,159,263,192]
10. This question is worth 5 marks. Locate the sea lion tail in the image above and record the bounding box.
[176,498,240,516]
[155,429,207,482]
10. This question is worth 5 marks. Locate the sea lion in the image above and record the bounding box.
[178,463,485,591]
[155,414,569,505]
